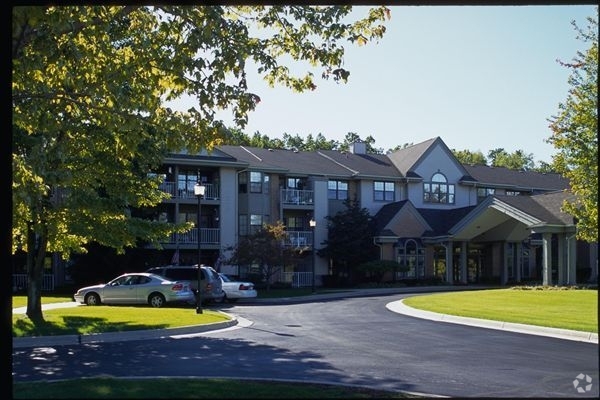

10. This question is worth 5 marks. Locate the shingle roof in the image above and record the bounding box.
[218,145,403,179]
[373,200,409,235]
[462,164,570,192]
[386,137,438,176]
[418,206,477,237]
[494,191,576,225]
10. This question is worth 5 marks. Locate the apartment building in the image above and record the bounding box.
[17,136,597,291]
[137,136,596,287]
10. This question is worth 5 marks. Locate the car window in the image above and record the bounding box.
[139,276,151,284]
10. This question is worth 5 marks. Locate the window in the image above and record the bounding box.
[374,181,394,201]
[250,172,262,193]
[477,187,495,202]
[263,174,270,194]
[285,216,303,230]
[178,170,199,194]
[250,214,263,234]
[423,172,454,204]
[239,214,247,236]
[397,239,425,279]
[287,177,301,189]
[328,180,348,200]
[238,173,247,193]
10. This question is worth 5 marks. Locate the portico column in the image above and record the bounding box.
[558,234,566,285]
[516,242,522,283]
[460,241,468,284]
[567,233,577,285]
[501,241,509,285]
[445,241,453,285]
[542,233,552,286]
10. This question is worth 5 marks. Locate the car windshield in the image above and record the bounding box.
[219,274,232,282]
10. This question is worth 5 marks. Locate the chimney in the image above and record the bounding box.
[350,140,366,154]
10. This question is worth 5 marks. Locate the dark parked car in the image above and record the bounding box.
[146,265,225,304]
[73,272,195,308]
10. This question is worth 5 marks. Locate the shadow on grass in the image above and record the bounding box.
[12,315,170,337]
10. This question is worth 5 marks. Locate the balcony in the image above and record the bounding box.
[165,228,220,245]
[284,230,313,248]
[281,189,313,206]
[159,181,220,200]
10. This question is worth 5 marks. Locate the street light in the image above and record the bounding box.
[194,182,206,314]
[309,218,316,293]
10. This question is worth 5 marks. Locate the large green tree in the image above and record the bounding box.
[12,5,390,320]
[318,198,378,285]
[547,9,598,243]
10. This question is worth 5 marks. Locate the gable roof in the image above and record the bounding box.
[418,206,477,238]
[461,164,570,192]
[386,137,469,180]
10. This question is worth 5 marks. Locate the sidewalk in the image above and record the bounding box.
[12,286,598,348]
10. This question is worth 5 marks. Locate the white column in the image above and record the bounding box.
[542,233,552,286]
[558,234,566,285]
[516,242,522,283]
[460,241,468,284]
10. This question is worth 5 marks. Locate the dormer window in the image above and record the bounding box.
[423,172,455,204]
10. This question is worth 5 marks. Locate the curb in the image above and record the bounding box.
[12,317,238,349]
[387,299,598,344]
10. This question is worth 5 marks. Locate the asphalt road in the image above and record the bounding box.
[11,293,599,398]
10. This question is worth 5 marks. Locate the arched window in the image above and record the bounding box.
[423,172,455,204]
[397,239,425,279]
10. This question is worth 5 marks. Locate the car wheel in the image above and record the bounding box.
[149,293,165,308]
[85,293,101,306]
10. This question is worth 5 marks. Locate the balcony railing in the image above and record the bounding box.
[284,230,313,247]
[12,274,55,292]
[281,189,313,205]
[166,228,220,245]
[159,181,219,200]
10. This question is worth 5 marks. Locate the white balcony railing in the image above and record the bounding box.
[159,182,219,200]
[281,189,313,205]
[167,228,220,245]
[284,231,313,247]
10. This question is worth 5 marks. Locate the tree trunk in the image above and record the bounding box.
[25,222,47,322]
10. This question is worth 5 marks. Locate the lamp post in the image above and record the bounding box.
[309,218,316,293]
[194,182,206,314]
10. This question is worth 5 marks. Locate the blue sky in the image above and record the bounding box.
[176,5,596,164]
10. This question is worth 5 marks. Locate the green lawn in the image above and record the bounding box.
[13,378,416,399]
[402,288,598,333]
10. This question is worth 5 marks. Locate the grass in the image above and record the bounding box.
[12,378,418,399]
[12,303,230,337]
[402,287,598,333]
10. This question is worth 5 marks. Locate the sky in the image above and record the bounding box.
[174,5,597,164]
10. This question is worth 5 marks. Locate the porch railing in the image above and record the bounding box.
[279,271,313,288]
[281,189,313,205]
[12,274,55,292]
[284,231,313,247]
[159,181,219,200]
[167,228,220,245]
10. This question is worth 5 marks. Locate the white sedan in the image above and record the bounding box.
[218,273,257,303]
[73,272,195,308]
